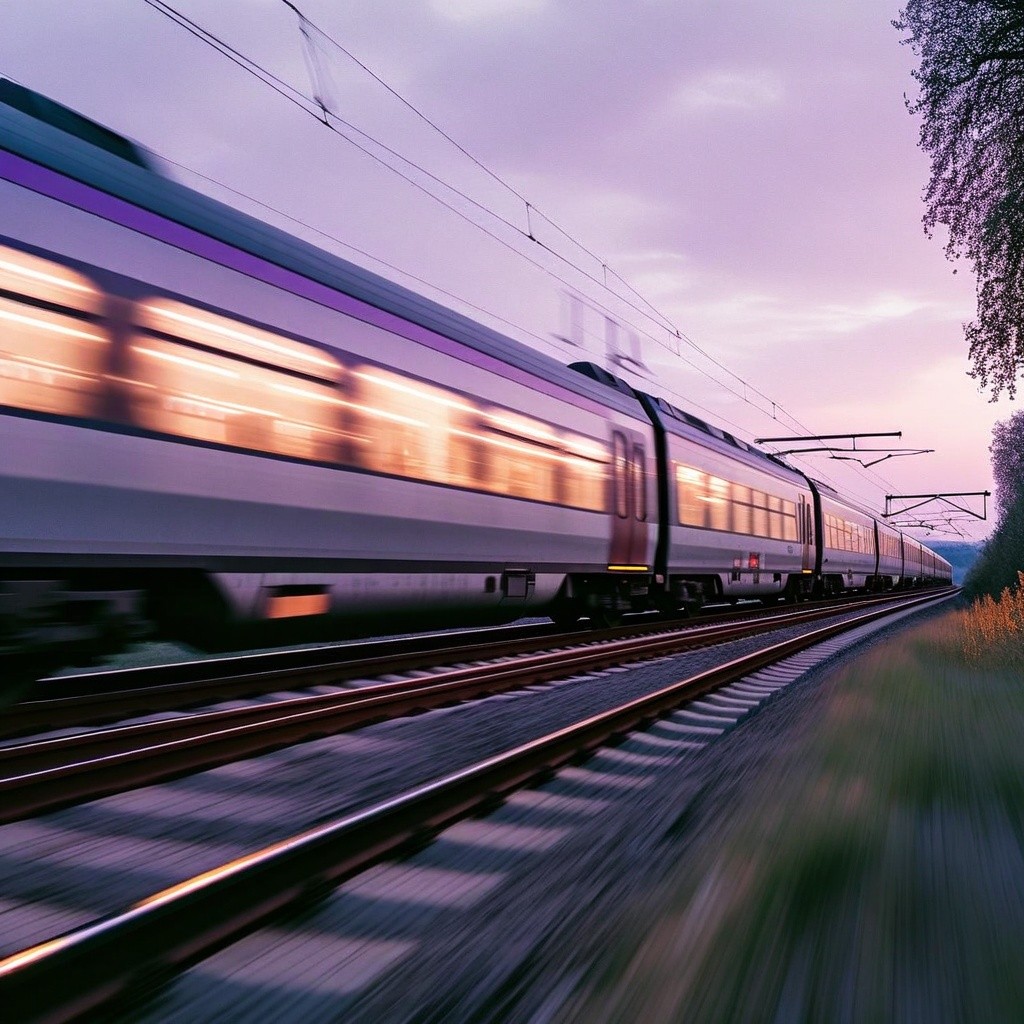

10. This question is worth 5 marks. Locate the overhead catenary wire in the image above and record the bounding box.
[163,156,757,440]
[140,0,800,424]
[269,1,912,509]
[138,0,800,430]
[277,0,790,403]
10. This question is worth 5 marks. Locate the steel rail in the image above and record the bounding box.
[0,590,956,1023]
[3,588,948,739]
[0,592,951,824]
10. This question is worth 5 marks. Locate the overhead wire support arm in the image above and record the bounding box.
[884,491,991,521]
[754,431,902,444]
[753,431,930,466]
[763,447,934,468]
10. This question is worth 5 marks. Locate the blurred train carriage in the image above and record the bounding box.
[0,80,950,659]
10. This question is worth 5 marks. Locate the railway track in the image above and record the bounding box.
[0,590,954,823]
[4,588,950,740]
[0,588,956,1022]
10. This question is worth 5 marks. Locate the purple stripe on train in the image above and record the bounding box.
[0,149,610,416]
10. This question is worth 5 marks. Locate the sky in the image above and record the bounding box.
[1,0,1014,540]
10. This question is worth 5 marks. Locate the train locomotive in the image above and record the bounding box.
[0,81,952,661]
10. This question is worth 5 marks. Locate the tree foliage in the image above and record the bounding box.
[963,408,1024,598]
[896,1,1024,399]
[991,407,1024,522]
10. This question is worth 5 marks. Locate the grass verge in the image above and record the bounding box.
[564,592,1024,1022]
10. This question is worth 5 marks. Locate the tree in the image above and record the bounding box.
[895,1,1024,399]
[963,408,1024,598]
[991,407,1024,523]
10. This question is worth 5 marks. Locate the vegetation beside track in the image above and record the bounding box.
[564,590,1024,1021]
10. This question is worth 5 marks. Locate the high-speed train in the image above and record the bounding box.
[0,81,951,657]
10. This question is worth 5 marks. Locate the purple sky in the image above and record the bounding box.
[3,0,1012,539]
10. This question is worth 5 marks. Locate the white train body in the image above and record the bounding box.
[0,82,950,654]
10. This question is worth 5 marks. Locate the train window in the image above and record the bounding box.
[708,475,730,531]
[768,495,783,540]
[632,444,647,522]
[129,300,344,461]
[732,484,753,535]
[480,409,559,504]
[349,367,481,488]
[0,244,107,418]
[612,433,629,518]
[781,500,798,542]
[751,491,769,538]
[141,300,340,381]
[676,464,706,528]
[674,468,801,539]
[561,433,608,512]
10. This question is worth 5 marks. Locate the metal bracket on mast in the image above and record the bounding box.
[883,492,991,536]
[752,432,932,468]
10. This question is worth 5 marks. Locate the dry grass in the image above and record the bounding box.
[957,570,1024,669]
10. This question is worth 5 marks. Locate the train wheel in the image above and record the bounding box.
[591,607,624,629]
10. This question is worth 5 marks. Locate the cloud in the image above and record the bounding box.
[678,288,971,345]
[673,69,784,113]
[430,0,548,25]
[612,249,699,302]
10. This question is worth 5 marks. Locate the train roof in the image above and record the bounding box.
[642,391,808,478]
[567,362,810,482]
[0,84,643,419]
[0,80,152,169]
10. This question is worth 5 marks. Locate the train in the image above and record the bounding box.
[0,80,951,663]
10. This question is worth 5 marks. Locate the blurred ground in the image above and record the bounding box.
[560,610,1024,1022]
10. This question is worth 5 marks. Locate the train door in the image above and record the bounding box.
[608,430,649,567]
[798,495,814,572]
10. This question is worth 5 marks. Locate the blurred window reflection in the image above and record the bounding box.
[0,244,107,417]
[349,366,482,488]
[0,242,611,511]
[128,299,344,462]
[348,367,607,510]
[675,462,801,541]
[676,465,707,528]
[708,476,730,531]
[560,433,607,512]
[824,513,876,554]
[781,500,798,542]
